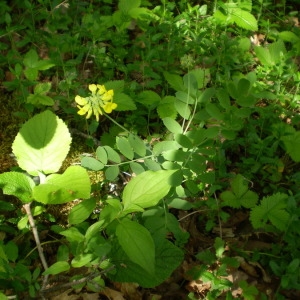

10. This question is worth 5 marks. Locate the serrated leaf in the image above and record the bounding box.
[27,94,54,106]
[282,131,300,162]
[250,193,289,231]
[157,96,177,119]
[163,117,182,134]
[33,166,91,204]
[116,136,134,160]
[116,219,155,274]
[68,198,96,224]
[24,68,38,81]
[34,82,51,94]
[12,110,72,176]
[119,0,140,12]
[136,90,161,109]
[0,172,35,203]
[43,261,70,275]
[114,93,136,111]
[104,80,124,92]
[81,156,104,171]
[23,49,38,68]
[128,134,146,157]
[163,72,185,92]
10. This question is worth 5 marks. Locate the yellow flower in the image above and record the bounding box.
[75,84,117,121]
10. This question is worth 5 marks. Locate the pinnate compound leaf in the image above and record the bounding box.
[116,136,134,160]
[123,170,175,210]
[105,166,120,181]
[81,156,104,171]
[33,166,91,204]
[128,134,146,157]
[43,261,70,275]
[116,219,155,274]
[12,110,72,176]
[250,193,290,231]
[0,172,35,203]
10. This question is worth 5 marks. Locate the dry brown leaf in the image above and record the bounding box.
[99,287,125,300]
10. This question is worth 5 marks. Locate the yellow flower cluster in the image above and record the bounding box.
[75,84,117,121]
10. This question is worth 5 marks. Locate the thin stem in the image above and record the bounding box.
[23,203,49,289]
[104,113,131,134]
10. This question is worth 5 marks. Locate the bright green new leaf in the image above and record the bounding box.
[71,253,94,268]
[27,94,54,106]
[12,110,72,176]
[60,227,85,243]
[175,98,191,119]
[68,198,97,225]
[231,8,258,31]
[117,136,134,160]
[33,166,91,204]
[281,131,300,162]
[163,117,182,134]
[116,219,155,274]
[43,261,70,275]
[0,172,35,203]
[123,170,175,210]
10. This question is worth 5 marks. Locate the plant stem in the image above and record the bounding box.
[23,202,49,288]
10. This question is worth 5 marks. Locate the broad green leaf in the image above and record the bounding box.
[0,172,35,203]
[123,170,175,210]
[68,198,97,225]
[205,103,224,120]
[33,166,91,204]
[130,162,145,175]
[136,90,161,109]
[198,87,215,104]
[81,156,104,171]
[35,60,55,70]
[116,219,155,274]
[144,159,162,171]
[237,78,251,97]
[103,146,121,163]
[279,31,300,43]
[189,68,210,89]
[4,241,18,262]
[168,198,193,210]
[71,253,94,268]
[43,261,70,275]
[175,99,191,119]
[109,238,183,288]
[24,68,38,81]
[105,165,120,181]
[175,91,195,104]
[27,94,54,106]
[183,73,198,95]
[163,71,185,92]
[12,110,72,176]
[114,93,136,111]
[231,8,258,31]
[23,49,39,68]
[104,80,124,92]
[128,134,146,157]
[60,227,85,242]
[254,46,273,66]
[217,89,231,109]
[34,82,51,94]
[281,131,300,162]
[163,149,188,162]
[157,96,177,119]
[116,137,134,160]
[163,117,182,134]
[269,40,286,64]
[119,0,140,12]
[174,134,193,148]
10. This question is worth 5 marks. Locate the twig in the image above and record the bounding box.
[40,266,115,296]
[23,203,49,289]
